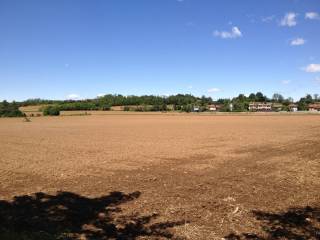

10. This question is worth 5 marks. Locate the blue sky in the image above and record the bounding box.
[1,0,320,101]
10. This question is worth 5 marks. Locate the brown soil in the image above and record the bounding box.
[0,114,319,239]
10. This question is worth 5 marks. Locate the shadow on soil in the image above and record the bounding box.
[225,205,320,240]
[0,191,186,240]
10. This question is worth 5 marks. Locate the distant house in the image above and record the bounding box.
[193,106,200,112]
[272,103,283,112]
[248,102,272,112]
[308,103,320,112]
[289,104,298,112]
[208,104,221,111]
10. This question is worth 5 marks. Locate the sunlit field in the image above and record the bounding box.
[1,114,319,239]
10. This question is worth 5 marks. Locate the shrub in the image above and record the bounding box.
[100,104,111,111]
[43,106,60,116]
[199,106,207,112]
[181,104,193,113]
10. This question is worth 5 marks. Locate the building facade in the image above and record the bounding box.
[208,104,221,111]
[308,103,320,111]
[248,102,272,112]
[289,104,298,112]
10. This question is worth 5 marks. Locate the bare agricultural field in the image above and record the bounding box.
[0,114,320,239]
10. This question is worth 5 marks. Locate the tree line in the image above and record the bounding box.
[41,93,320,114]
[1,92,320,117]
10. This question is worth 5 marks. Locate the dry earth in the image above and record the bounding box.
[0,114,320,239]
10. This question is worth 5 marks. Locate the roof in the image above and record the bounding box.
[249,102,272,105]
[289,104,298,107]
[272,103,283,107]
[308,103,320,109]
[208,104,221,108]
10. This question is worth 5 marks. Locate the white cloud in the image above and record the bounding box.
[303,64,320,73]
[290,38,306,46]
[262,15,275,23]
[207,88,221,93]
[282,80,291,85]
[66,94,80,100]
[305,12,320,20]
[280,12,297,27]
[97,93,105,97]
[187,85,193,89]
[214,26,242,39]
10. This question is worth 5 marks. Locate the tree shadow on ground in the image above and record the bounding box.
[0,191,186,240]
[225,205,320,240]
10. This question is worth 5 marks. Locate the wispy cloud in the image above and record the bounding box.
[262,15,275,23]
[213,26,242,39]
[303,64,320,73]
[290,38,306,46]
[207,88,221,93]
[186,21,195,27]
[282,80,291,85]
[280,12,297,27]
[246,14,256,23]
[305,12,320,20]
[66,94,80,100]
[315,77,320,84]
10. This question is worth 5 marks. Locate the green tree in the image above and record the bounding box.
[272,93,284,103]
[0,101,24,117]
[43,106,60,116]
[248,93,256,101]
[255,92,267,102]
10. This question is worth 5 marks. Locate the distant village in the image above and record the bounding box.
[2,92,320,117]
[202,102,320,112]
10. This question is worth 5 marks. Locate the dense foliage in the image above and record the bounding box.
[19,98,62,106]
[0,101,24,117]
[95,94,212,107]
[43,106,60,116]
[33,94,212,113]
[297,94,318,110]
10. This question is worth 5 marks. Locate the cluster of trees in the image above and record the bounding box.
[118,94,213,112]
[297,94,319,110]
[96,94,213,107]
[19,98,62,106]
[35,94,214,114]
[20,95,210,108]
[43,106,61,116]
[0,101,24,117]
